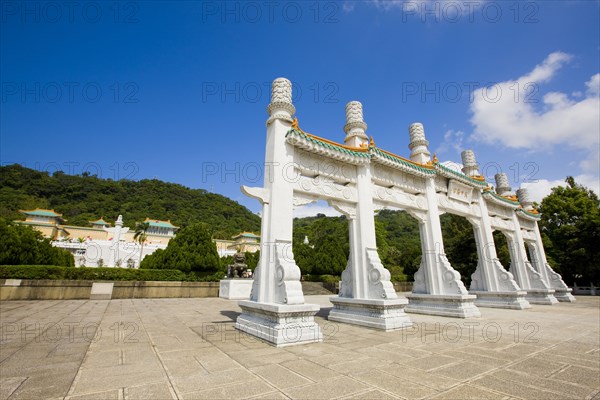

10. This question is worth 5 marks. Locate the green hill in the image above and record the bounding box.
[0,164,260,239]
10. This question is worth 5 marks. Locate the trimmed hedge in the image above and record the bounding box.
[303,274,340,284]
[0,265,222,282]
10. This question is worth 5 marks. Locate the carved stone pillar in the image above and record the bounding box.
[405,126,480,318]
[408,123,431,164]
[237,78,322,346]
[461,150,479,177]
[494,173,512,196]
[468,191,530,309]
[504,211,558,305]
[517,188,574,303]
[330,102,412,331]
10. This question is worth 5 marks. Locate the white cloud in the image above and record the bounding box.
[293,201,342,218]
[585,73,600,96]
[342,1,355,12]
[435,129,465,155]
[368,0,485,18]
[471,53,599,149]
[522,174,600,202]
[441,160,463,173]
[470,52,600,179]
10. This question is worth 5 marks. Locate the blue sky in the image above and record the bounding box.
[2,0,599,216]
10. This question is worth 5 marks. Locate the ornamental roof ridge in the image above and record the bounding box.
[434,162,488,187]
[89,217,110,225]
[369,146,436,176]
[19,208,63,217]
[482,190,521,207]
[285,129,371,164]
[142,218,180,229]
[517,208,541,220]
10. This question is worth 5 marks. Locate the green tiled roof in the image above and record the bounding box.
[233,232,260,239]
[144,219,178,229]
[435,163,487,186]
[89,218,110,226]
[486,191,520,206]
[286,129,371,158]
[21,209,62,217]
[518,208,541,219]
[371,147,436,174]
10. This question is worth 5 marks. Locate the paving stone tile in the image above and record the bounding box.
[181,379,273,399]
[471,375,559,399]
[377,365,460,391]
[248,391,289,400]
[429,384,507,399]
[441,350,509,368]
[8,371,77,400]
[283,376,369,400]
[398,354,460,371]
[281,359,340,382]
[434,360,496,380]
[72,367,167,395]
[174,368,255,393]
[356,346,419,363]
[1,296,599,400]
[310,350,370,367]
[125,382,176,399]
[550,365,600,389]
[537,351,600,369]
[329,356,393,374]
[250,364,312,389]
[68,389,121,400]
[352,370,437,398]
[0,376,27,399]
[492,369,594,398]
[341,389,401,399]
[506,357,566,377]
[228,348,298,368]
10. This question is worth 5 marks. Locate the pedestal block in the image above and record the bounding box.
[554,288,576,302]
[219,279,253,300]
[236,301,322,347]
[470,290,531,310]
[526,289,558,305]
[328,297,412,331]
[405,294,481,318]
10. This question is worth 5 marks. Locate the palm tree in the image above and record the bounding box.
[134,221,150,267]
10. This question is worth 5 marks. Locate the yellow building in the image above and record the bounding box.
[17,209,179,245]
[214,232,260,257]
[18,208,65,239]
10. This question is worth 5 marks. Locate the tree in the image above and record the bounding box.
[538,177,600,285]
[0,218,74,267]
[140,223,221,275]
[440,214,478,286]
[134,221,150,266]
[0,163,261,236]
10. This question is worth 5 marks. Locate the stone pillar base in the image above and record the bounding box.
[236,300,322,347]
[554,288,576,302]
[328,297,413,331]
[405,294,481,318]
[219,279,253,300]
[470,291,531,310]
[526,289,558,305]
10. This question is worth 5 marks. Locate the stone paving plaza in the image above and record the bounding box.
[1,295,599,400]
